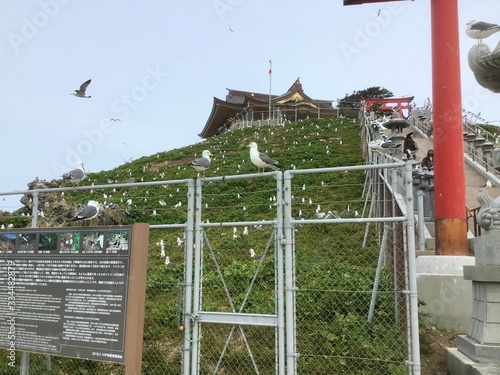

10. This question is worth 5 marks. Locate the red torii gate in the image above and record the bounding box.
[345,0,467,256]
[361,97,414,118]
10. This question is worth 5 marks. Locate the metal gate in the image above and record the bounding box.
[185,162,420,374]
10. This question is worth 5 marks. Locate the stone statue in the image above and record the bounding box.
[476,189,500,232]
[468,42,500,93]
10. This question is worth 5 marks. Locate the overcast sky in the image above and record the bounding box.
[1,0,499,211]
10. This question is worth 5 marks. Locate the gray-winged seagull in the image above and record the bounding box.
[71,79,92,98]
[249,248,264,259]
[249,142,282,173]
[189,150,212,176]
[466,20,500,42]
[62,161,86,182]
[70,200,100,225]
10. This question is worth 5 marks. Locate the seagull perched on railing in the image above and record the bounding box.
[189,150,212,177]
[466,20,500,42]
[71,79,92,98]
[249,142,282,173]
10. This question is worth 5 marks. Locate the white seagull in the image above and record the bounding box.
[62,161,86,182]
[189,150,212,176]
[249,142,282,173]
[466,20,500,42]
[165,256,176,268]
[71,79,92,98]
[70,200,100,224]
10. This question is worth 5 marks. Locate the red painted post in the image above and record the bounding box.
[430,0,468,255]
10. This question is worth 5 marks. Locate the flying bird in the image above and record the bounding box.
[71,79,92,98]
[70,200,100,225]
[249,142,282,173]
[466,20,500,42]
[189,150,212,176]
[62,161,86,182]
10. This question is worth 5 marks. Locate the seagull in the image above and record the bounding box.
[62,161,86,182]
[481,180,493,188]
[70,200,100,225]
[177,235,184,249]
[340,205,350,218]
[249,142,282,173]
[165,256,176,268]
[249,248,264,259]
[189,150,212,176]
[71,79,92,98]
[466,20,500,42]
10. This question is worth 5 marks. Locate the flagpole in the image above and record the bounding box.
[268,60,272,121]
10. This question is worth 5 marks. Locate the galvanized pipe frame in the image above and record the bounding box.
[190,172,285,375]
[283,161,420,375]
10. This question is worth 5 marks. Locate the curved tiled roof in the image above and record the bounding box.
[198,79,336,138]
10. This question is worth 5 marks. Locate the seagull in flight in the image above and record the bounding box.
[189,150,213,177]
[466,20,500,42]
[71,79,92,98]
[62,161,86,182]
[249,142,282,173]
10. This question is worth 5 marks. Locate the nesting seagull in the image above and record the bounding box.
[189,150,212,176]
[249,248,264,259]
[62,161,86,182]
[71,79,92,98]
[466,20,500,42]
[249,142,282,173]
[70,200,100,225]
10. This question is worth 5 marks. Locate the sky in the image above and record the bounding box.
[1,0,499,211]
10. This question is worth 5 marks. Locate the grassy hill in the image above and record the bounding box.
[0,117,410,374]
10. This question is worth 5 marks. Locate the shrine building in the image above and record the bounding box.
[198,78,338,138]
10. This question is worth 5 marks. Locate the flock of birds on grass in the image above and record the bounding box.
[4,79,361,267]
[62,137,286,225]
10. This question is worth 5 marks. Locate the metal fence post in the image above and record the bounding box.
[417,191,426,251]
[275,172,286,375]
[404,162,421,374]
[283,171,296,375]
[190,178,203,374]
[182,179,195,375]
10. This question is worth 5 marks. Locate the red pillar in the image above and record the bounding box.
[430,0,468,254]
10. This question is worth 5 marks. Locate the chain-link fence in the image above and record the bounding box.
[0,179,195,375]
[0,159,419,374]
[283,162,419,375]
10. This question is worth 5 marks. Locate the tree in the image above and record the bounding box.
[338,86,394,109]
